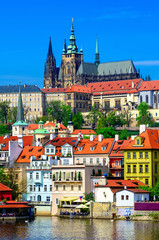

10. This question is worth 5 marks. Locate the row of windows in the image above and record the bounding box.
[127,152,149,159]
[76,158,102,164]
[30,196,50,202]
[54,171,82,181]
[29,172,52,179]
[29,185,52,192]
[127,164,149,173]
[55,185,81,191]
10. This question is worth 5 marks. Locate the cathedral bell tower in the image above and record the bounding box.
[61,19,83,88]
[44,37,57,88]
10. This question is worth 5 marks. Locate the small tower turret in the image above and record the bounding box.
[95,37,100,66]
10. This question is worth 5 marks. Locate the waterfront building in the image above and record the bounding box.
[26,154,52,202]
[94,177,146,203]
[124,126,159,187]
[0,84,44,122]
[0,183,12,201]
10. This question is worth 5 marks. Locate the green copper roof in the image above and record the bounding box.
[38,120,44,124]
[34,128,49,134]
[67,19,79,54]
[95,37,100,66]
[13,120,28,126]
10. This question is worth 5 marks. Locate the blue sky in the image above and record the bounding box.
[0,0,159,88]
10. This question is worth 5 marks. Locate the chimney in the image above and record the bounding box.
[115,134,119,142]
[98,176,107,186]
[50,134,56,140]
[18,135,23,148]
[98,134,103,142]
[132,81,134,88]
[131,135,137,140]
[58,123,60,129]
[140,124,147,134]
[90,135,95,142]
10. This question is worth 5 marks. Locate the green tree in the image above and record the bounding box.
[0,124,10,135]
[88,104,101,129]
[96,127,116,138]
[119,129,130,140]
[136,102,154,126]
[106,111,117,127]
[0,101,10,123]
[0,167,19,200]
[85,192,94,201]
[73,112,85,129]
[8,107,17,122]
[46,100,72,126]
[96,114,107,129]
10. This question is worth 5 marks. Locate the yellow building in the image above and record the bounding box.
[124,128,159,187]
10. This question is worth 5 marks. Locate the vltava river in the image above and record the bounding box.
[0,217,159,240]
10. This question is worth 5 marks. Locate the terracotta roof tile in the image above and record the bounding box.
[95,179,146,188]
[109,139,131,157]
[44,122,67,130]
[138,80,159,91]
[0,183,12,191]
[74,137,114,155]
[0,136,33,151]
[72,129,96,135]
[45,137,78,147]
[41,88,66,93]
[16,146,45,163]
[64,85,91,93]
[28,124,38,130]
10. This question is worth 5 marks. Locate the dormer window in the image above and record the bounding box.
[78,147,82,151]
[136,139,140,145]
[90,147,94,151]
[102,146,106,151]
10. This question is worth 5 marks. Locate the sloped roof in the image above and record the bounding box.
[28,124,38,130]
[0,136,33,151]
[64,85,91,93]
[72,129,96,135]
[95,179,146,188]
[138,80,159,91]
[16,146,44,163]
[77,62,98,75]
[0,85,42,93]
[110,188,149,194]
[45,137,78,147]
[74,137,114,155]
[109,139,131,157]
[41,87,66,93]
[0,183,12,191]
[98,60,136,75]
[123,129,159,150]
[87,79,142,94]
[44,122,68,130]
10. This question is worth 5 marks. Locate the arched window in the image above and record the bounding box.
[146,95,148,103]
[140,95,142,103]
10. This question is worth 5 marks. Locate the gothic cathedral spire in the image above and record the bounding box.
[44,37,57,88]
[95,36,100,66]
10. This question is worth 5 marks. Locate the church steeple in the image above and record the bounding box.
[62,39,67,54]
[12,82,28,136]
[44,37,57,88]
[16,83,25,122]
[95,37,100,66]
[67,18,78,53]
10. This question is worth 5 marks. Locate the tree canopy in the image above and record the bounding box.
[0,101,10,124]
[136,102,154,126]
[73,112,85,129]
[46,100,72,127]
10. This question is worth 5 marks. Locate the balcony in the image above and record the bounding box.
[53,178,82,183]
[110,163,123,169]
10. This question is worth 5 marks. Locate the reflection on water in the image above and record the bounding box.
[0,217,159,240]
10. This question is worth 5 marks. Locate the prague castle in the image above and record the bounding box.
[44,19,140,89]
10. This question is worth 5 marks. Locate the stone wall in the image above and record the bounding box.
[92,202,116,219]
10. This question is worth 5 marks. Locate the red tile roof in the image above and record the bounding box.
[0,136,33,151]
[44,122,68,130]
[72,129,97,135]
[109,139,131,157]
[138,80,159,91]
[110,188,149,194]
[123,129,159,150]
[41,88,66,93]
[74,137,114,155]
[0,183,12,191]
[16,146,44,163]
[88,79,142,95]
[64,85,91,93]
[28,124,38,130]
[0,204,30,208]
[95,179,146,188]
[45,137,78,147]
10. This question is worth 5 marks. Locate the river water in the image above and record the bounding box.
[0,217,159,240]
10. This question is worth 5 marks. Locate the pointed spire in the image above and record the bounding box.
[67,18,78,53]
[80,44,83,54]
[95,36,100,66]
[48,37,53,56]
[63,39,67,54]
[16,82,25,122]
